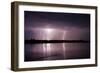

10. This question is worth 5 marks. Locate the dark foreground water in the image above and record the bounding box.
[24,43,90,61]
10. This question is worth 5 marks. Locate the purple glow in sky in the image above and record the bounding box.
[24,11,90,61]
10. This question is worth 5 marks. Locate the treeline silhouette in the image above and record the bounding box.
[25,39,90,44]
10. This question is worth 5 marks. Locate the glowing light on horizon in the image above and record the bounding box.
[43,28,53,58]
[46,28,53,33]
[42,28,67,59]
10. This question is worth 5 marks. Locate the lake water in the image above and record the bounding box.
[24,43,90,61]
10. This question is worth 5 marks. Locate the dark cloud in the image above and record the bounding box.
[24,11,90,28]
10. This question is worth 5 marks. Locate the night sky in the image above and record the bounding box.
[24,11,90,61]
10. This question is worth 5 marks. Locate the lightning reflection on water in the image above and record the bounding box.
[25,28,90,61]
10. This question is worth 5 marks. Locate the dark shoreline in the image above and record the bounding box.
[25,39,90,44]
